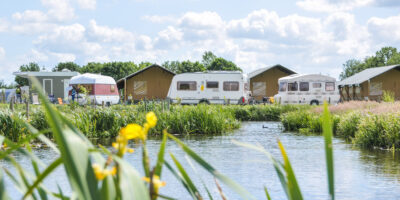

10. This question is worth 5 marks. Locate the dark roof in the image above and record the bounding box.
[116,64,175,84]
[338,65,400,86]
[248,64,296,79]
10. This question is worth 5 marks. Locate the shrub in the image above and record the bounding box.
[382,90,395,103]
[336,112,362,140]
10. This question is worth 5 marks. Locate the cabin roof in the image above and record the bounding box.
[116,64,175,84]
[248,64,296,79]
[338,65,400,86]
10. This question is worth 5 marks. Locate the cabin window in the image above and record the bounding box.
[369,82,382,95]
[177,81,197,91]
[134,81,147,95]
[288,82,298,91]
[312,83,322,88]
[300,82,309,91]
[110,85,115,93]
[325,82,335,91]
[279,82,287,92]
[252,82,266,96]
[206,81,219,89]
[223,81,239,91]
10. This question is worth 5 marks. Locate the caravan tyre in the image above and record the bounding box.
[310,100,319,105]
[199,99,210,105]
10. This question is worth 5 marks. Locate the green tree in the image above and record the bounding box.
[138,62,153,70]
[162,61,181,73]
[339,46,400,80]
[52,62,81,72]
[15,62,40,86]
[80,62,104,74]
[208,57,242,71]
[202,51,217,69]
[100,62,138,80]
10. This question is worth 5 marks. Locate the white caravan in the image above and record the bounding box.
[274,74,340,105]
[167,71,250,104]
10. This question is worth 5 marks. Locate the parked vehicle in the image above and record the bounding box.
[167,71,250,105]
[68,73,119,105]
[274,74,340,105]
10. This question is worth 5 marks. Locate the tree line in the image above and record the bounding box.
[340,46,400,80]
[8,51,241,87]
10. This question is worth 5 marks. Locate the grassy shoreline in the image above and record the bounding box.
[0,103,304,141]
[281,101,400,150]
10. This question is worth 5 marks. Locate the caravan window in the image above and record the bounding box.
[312,83,322,88]
[288,82,298,91]
[206,81,219,89]
[177,81,197,91]
[300,82,309,91]
[223,82,239,91]
[279,82,287,92]
[325,82,335,91]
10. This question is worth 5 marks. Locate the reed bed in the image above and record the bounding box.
[281,101,400,149]
[0,103,303,141]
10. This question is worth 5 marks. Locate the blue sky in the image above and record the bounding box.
[1,0,400,83]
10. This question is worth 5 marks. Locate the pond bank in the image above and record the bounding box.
[0,103,306,141]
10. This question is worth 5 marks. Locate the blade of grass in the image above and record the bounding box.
[170,153,202,199]
[0,169,9,200]
[322,102,334,200]
[264,186,271,200]
[164,161,195,199]
[31,78,100,200]
[167,133,255,200]
[185,156,214,200]
[154,130,168,177]
[23,157,63,199]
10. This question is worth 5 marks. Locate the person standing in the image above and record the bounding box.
[16,85,22,103]
[71,86,76,102]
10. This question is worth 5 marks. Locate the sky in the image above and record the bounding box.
[0,0,400,84]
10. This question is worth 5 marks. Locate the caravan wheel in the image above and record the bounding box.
[310,100,319,105]
[198,99,210,105]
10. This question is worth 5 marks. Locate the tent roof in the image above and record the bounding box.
[69,73,116,85]
[338,65,400,86]
[248,64,296,79]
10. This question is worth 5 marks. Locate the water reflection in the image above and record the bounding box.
[2,122,400,199]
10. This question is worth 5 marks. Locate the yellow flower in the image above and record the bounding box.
[112,141,134,154]
[142,175,166,194]
[92,164,117,181]
[119,124,144,140]
[146,112,157,128]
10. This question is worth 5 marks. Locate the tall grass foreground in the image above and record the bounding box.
[0,79,335,200]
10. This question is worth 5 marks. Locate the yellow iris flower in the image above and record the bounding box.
[92,164,117,181]
[142,175,166,194]
[146,111,157,128]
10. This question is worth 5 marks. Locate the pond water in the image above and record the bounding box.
[3,122,400,199]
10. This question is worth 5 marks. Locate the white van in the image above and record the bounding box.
[274,74,340,105]
[167,71,250,105]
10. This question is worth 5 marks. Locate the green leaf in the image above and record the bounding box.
[167,134,255,200]
[322,102,335,200]
[0,169,9,200]
[31,78,100,200]
[278,140,303,200]
[164,161,194,198]
[264,186,271,200]
[154,131,168,177]
[170,153,201,199]
[101,175,117,200]
[23,158,63,199]
[113,156,150,200]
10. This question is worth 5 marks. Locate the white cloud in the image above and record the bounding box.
[141,15,177,24]
[50,52,77,62]
[75,0,96,10]
[12,10,48,22]
[368,14,400,42]
[296,0,373,12]
[154,26,183,49]
[41,0,75,22]
[88,20,135,43]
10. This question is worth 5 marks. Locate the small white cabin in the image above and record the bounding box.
[274,74,340,105]
[167,71,250,104]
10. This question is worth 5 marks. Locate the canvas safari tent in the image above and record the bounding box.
[338,65,400,101]
[117,64,175,102]
[248,64,296,101]
[68,73,119,105]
